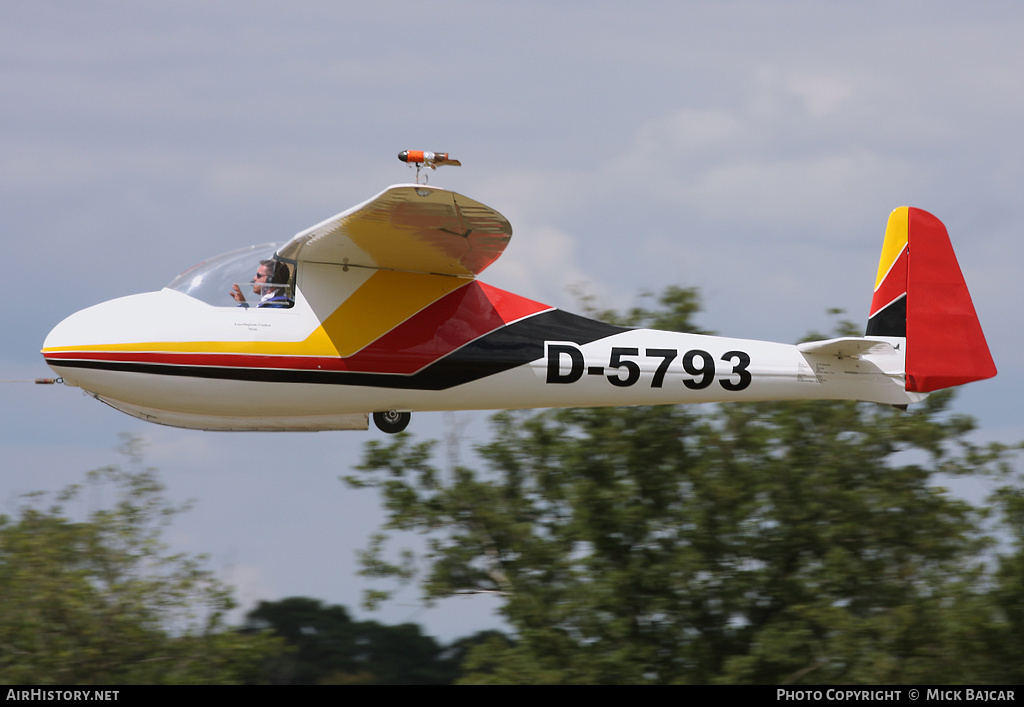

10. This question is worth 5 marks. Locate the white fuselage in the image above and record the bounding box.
[43,287,917,431]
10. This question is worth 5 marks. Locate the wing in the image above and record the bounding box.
[275,185,512,277]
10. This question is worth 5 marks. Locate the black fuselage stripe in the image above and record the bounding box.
[48,310,627,391]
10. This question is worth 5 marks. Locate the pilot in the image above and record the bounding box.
[230,259,293,308]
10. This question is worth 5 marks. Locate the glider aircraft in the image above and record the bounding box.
[42,153,996,433]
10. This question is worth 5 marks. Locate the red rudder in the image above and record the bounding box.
[904,208,996,392]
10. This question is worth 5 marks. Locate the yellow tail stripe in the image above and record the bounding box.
[875,207,909,291]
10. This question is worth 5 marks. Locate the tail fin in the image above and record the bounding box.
[867,207,996,393]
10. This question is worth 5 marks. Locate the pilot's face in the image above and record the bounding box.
[253,265,271,295]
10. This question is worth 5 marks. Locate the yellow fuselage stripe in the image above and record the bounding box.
[42,270,467,357]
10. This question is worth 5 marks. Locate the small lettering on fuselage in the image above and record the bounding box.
[545,342,752,391]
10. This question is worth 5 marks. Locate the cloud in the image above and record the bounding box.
[785,72,855,118]
[486,223,596,310]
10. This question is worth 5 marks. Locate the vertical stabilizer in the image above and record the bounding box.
[867,207,996,393]
[867,208,910,338]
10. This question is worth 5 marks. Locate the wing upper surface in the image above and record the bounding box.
[276,185,512,277]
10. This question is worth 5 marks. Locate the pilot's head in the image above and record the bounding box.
[252,262,273,295]
[253,259,289,296]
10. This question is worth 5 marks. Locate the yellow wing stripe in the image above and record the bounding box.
[346,200,471,276]
[279,187,512,277]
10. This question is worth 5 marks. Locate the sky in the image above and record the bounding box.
[2,1,1023,642]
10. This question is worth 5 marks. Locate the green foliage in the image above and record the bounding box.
[571,284,710,332]
[347,294,1023,684]
[0,436,282,684]
[243,596,494,684]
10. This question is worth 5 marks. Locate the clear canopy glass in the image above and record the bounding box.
[166,244,291,307]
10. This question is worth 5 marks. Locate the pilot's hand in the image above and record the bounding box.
[230,283,246,303]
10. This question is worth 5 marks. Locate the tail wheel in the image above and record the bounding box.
[373,410,411,434]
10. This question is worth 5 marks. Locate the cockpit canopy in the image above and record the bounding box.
[165,244,294,307]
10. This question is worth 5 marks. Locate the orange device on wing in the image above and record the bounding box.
[398,150,461,168]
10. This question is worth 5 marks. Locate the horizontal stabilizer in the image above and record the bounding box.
[797,337,896,359]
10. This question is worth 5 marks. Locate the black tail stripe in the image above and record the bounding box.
[865,293,907,337]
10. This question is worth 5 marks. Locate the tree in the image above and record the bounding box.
[243,596,492,684]
[984,454,1024,684]
[0,436,282,684]
[346,289,1022,684]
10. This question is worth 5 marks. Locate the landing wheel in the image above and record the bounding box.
[373,410,411,434]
